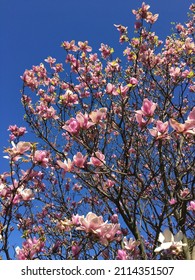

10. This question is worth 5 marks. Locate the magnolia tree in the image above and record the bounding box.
[0,2,195,260]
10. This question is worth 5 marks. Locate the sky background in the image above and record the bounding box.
[0,0,193,173]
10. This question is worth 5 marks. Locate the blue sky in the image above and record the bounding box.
[0,0,193,173]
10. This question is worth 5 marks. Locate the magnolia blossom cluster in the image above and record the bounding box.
[99,43,114,59]
[59,89,79,107]
[135,99,195,137]
[76,212,121,246]
[3,141,32,161]
[3,141,52,168]
[57,150,106,172]
[132,2,159,24]
[57,212,121,248]
[63,108,107,135]
[32,150,50,167]
[0,181,34,204]
[1,2,194,260]
[15,237,45,260]
[35,102,59,120]
[106,78,138,97]
[8,125,27,141]
[13,185,34,204]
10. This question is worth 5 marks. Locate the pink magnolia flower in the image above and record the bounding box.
[71,243,80,258]
[135,113,148,129]
[170,107,195,135]
[154,229,187,253]
[63,118,81,134]
[114,24,128,35]
[4,141,31,161]
[135,99,157,128]
[15,237,45,260]
[116,249,128,260]
[117,85,130,97]
[128,77,138,87]
[132,2,150,20]
[89,53,98,62]
[63,113,94,134]
[21,69,39,91]
[12,194,21,204]
[71,214,80,225]
[52,63,64,73]
[18,187,34,201]
[76,212,107,234]
[33,150,50,167]
[76,112,94,129]
[149,120,169,139]
[8,125,27,139]
[139,98,157,117]
[32,63,47,79]
[72,183,82,191]
[44,56,56,66]
[106,179,115,188]
[73,152,87,168]
[176,23,185,32]
[0,182,13,199]
[12,141,31,155]
[132,2,158,24]
[98,223,121,246]
[57,158,73,172]
[7,183,34,204]
[169,118,195,135]
[190,3,195,12]
[187,201,195,211]
[99,43,114,59]
[185,38,195,54]
[169,198,177,205]
[78,41,92,52]
[102,179,115,191]
[56,219,73,232]
[169,67,181,81]
[89,108,107,124]
[76,212,120,245]
[61,40,78,51]
[36,103,59,120]
[66,54,80,72]
[145,13,159,24]
[169,119,186,133]
[123,237,140,252]
[106,83,117,95]
[59,89,78,107]
[123,47,137,61]
[106,59,121,73]
[88,151,106,167]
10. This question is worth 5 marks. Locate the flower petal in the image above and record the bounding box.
[158,232,165,243]
[174,231,183,242]
[163,229,174,242]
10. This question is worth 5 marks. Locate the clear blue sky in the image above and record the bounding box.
[0,0,193,172]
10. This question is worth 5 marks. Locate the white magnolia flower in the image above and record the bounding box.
[154,229,187,253]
